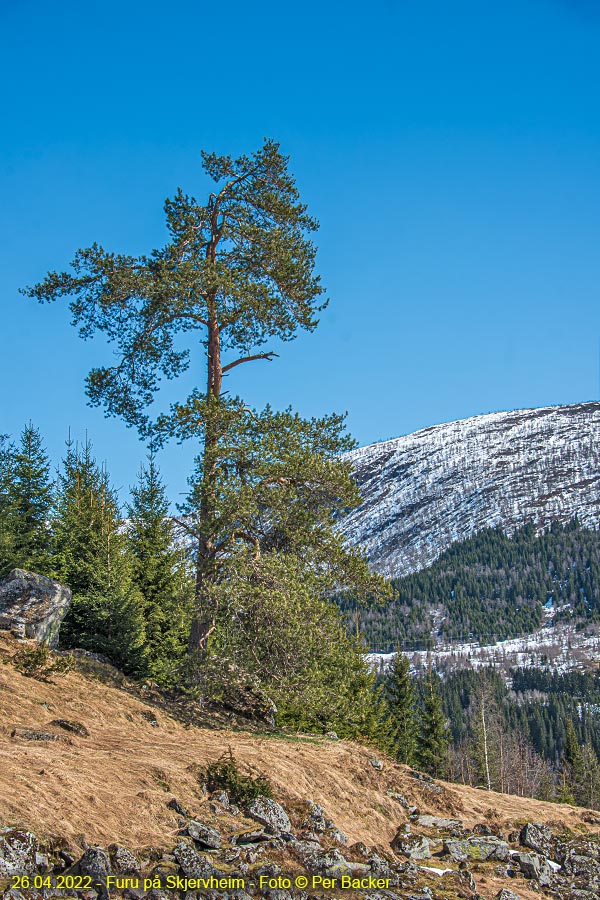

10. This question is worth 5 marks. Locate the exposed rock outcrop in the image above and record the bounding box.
[5,802,598,900]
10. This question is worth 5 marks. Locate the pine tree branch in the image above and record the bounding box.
[222,352,279,374]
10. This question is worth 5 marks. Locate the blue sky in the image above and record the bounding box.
[1,0,600,505]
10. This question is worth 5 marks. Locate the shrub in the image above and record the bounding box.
[202,749,272,805]
[12,642,74,680]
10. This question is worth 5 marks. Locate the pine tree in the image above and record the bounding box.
[127,453,193,683]
[24,139,388,664]
[53,438,147,674]
[386,652,417,765]
[417,667,449,777]
[10,424,54,574]
[25,139,389,734]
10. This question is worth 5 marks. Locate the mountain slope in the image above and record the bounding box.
[341,401,600,577]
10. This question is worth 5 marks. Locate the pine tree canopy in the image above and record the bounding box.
[22,140,325,433]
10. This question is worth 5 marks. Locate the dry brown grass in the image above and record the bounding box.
[0,633,597,859]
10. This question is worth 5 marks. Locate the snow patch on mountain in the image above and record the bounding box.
[341,401,600,578]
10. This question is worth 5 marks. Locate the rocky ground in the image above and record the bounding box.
[3,783,600,900]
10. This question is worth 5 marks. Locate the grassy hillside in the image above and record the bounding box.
[1,632,598,855]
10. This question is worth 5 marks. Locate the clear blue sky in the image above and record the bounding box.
[2,0,600,506]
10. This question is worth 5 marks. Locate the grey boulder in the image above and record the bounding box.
[391,833,431,860]
[519,822,554,859]
[247,797,291,834]
[444,837,510,862]
[187,820,222,849]
[0,569,71,647]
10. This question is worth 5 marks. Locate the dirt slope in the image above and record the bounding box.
[0,633,597,858]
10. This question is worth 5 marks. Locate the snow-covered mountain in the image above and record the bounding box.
[341,401,600,578]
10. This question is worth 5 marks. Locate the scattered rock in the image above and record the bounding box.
[49,718,89,737]
[173,841,218,878]
[212,790,230,809]
[247,797,291,833]
[391,833,431,860]
[11,727,70,743]
[0,569,71,646]
[348,841,370,858]
[520,822,554,858]
[166,797,189,817]
[408,770,442,792]
[369,853,394,878]
[294,844,357,876]
[0,830,38,876]
[76,846,112,899]
[495,890,523,900]
[109,844,140,874]
[233,829,271,844]
[186,821,222,849]
[369,758,384,770]
[418,814,462,830]
[512,850,542,879]
[327,826,347,845]
[302,801,327,832]
[35,851,49,871]
[569,852,600,878]
[444,837,510,862]
[58,849,75,867]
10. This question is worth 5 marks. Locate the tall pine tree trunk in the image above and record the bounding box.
[189,307,223,654]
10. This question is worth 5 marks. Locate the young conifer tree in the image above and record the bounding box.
[417,667,449,777]
[127,454,193,683]
[53,438,147,674]
[564,719,600,809]
[7,424,54,575]
[386,652,417,765]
